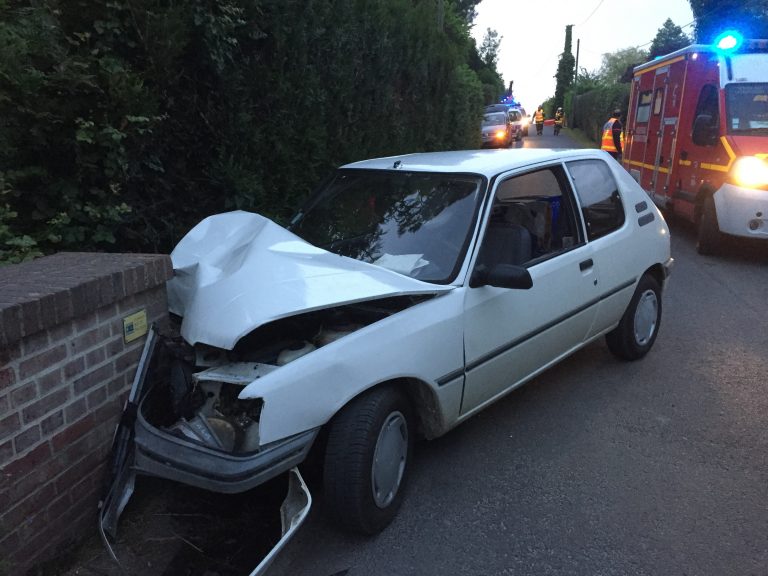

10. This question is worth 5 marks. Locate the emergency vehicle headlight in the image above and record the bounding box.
[731,156,768,188]
[521,117,529,126]
[495,130,506,139]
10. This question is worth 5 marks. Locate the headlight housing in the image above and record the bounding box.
[495,130,506,139]
[730,156,768,189]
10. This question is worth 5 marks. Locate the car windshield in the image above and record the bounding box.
[725,83,768,134]
[509,110,521,121]
[291,169,484,283]
[482,113,507,126]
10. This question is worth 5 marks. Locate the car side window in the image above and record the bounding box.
[475,165,583,272]
[566,159,625,241]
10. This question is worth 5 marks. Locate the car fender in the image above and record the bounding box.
[238,289,467,445]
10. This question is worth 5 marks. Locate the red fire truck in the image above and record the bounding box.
[623,33,768,254]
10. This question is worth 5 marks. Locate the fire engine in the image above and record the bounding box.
[623,32,768,254]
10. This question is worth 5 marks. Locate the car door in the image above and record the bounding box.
[461,163,601,415]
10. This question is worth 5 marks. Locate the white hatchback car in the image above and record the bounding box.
[102,149,671,556]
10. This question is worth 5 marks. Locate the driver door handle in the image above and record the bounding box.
[579,259,593,272]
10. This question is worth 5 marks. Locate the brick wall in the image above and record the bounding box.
[0,252,173,574]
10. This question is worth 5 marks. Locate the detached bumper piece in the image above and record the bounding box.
[98,325,316,571]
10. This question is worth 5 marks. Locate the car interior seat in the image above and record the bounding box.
[476,217,532,270]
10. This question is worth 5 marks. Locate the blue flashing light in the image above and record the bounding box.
[714,30,743,52]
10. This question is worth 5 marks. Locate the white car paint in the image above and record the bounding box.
[169,211,452,349]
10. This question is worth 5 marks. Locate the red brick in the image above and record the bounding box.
[0,367,16,391]
[0,394,8,416]
[96,302,118,325]
[85,347,105,368]
[114,346,142,375]
[51,414,94,452]
[21,329,49,356]
[47,321,73,344]
[53,445,104,495]
[46,490,72,521]
[86,386,107,410]
[14,507,49,544]
[0,343,21,366]
[0,412,20,441]
[11,381,37,408]
[20,299,42,338]
[0,442,51,488]
[22,388,70,425]
[14,425,41,453]
[36,368,63,395]
[64,398,87,424]
[0,530,19,563]
[53,289,74,326]
[105,336,124,357]
[18,345,67,381]
[40,410,64,435]
[63,356,85,379]
[107,373,130,398]
[0,440,12,463]
[69,324,110,355]
[0,305,23,349]
[73,363,113,396]
[73,313,97,334]
[0,482,55,534]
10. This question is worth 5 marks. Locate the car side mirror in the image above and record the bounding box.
[692,114,718,146]
[471,264,533,289]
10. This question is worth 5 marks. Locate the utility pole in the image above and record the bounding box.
[573,38,580,128]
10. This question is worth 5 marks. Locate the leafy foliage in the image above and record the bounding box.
[553,25,575,112]
[649,18,691,60]
[0,0,495,263]
[598,47,649,84]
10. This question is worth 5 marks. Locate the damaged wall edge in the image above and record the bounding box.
[0,252,173,575]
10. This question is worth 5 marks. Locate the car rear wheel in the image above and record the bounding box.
[606,274,662,361]
[697,195,721,255]
[323,386,413,534]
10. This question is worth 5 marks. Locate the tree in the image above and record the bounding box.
[649,18,690,59]
[478,28,501,68]
[599,46,649,84]
[553,25,575,111]
[688,0,768,43]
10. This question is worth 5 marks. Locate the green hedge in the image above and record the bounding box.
[570,84,630,144]
[0,0,491,262]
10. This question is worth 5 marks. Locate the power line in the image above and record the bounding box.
[577,0,605,27]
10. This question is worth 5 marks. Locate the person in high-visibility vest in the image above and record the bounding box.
[601,109,624,160]
[533,106,545,135]
[554,107,564,135]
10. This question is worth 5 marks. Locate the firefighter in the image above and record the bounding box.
[533,106,545,135]
[554,107,564,135]
[601,109,624,160]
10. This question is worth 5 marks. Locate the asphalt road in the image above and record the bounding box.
[267,130,768,576]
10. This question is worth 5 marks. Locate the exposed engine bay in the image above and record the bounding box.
[142,295,428,456]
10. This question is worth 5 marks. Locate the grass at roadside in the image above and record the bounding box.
[562,127,598,149]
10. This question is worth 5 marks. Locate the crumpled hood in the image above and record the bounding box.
[168,211,452,349]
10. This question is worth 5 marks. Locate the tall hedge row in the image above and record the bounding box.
[0,0,491,262]
[570,84,630,143]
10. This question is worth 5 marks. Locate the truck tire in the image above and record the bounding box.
[697,195,721,255]
[606,274,662,361]
[323,386,413,535]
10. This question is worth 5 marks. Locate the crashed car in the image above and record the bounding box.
[101,148,672,558]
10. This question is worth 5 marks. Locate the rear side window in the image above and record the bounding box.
[566,160,625,240]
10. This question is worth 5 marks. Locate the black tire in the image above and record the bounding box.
[606,274,662,361]
[323,386,413,534]
[697,195,721,255]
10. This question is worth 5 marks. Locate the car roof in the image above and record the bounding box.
[341,149,603,178]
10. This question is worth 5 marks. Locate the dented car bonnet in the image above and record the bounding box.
[168,211,453,350]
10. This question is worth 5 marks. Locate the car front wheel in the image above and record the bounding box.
[606,274,662,361]
[323,386,413,534]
